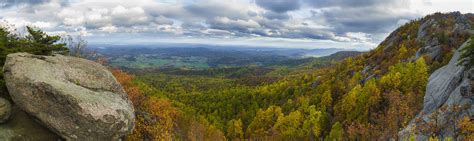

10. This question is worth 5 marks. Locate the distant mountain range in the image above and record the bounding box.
[90,44,361,58]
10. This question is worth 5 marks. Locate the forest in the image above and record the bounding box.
[110,13,474,140]
[0,12,473,140]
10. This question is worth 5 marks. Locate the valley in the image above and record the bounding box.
[94,45,354,70]
[0,0,473,140]
[108,12,474,140]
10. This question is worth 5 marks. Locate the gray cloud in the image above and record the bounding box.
[301,0,416,38]
[0,0,437,49]
[256,0,301,13]
[0,0,50,7]
[303,0,408,8]
[262,11,290,20]
[184,2,250,21]
[0,0,71,8]
[154,16,174,25]
[318,8,413,34]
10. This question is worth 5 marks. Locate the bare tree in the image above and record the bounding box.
[65,35,95,58]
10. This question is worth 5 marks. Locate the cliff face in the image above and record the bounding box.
[352,12,474,139]
[391,12,474,140]
[400,39,473,139]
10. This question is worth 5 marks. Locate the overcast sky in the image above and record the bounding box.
[0,0,473,49]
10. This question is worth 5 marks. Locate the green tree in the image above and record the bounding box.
[353,79,381,123]
[320,90,332,110]
[302,105,323,139]
[226,119,244,140]
[247,106,283,139]
[327,122,344,141]
[24,26,67,55]
[273,110,304,139]
[414,57,429,97]
[396,44,408,62]
[336,85,360,122]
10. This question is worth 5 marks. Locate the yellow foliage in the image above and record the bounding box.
[459,116,474,140]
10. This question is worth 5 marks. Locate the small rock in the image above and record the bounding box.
[0,98,11,123]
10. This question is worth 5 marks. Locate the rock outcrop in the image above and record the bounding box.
[399,39,473,140]
[3,53,135,140]
[414,12,473,63]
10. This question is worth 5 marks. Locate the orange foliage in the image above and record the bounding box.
[112,69,144,107]
[137,97,178,140]
[112,69,179,140]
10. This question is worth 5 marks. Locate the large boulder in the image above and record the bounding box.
[3,53,135,140]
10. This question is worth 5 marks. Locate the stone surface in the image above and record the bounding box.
[0,105,60,140]
[421,44,465,114]
[399,39,474,140]
[413,12,472,63]
[3,53,135,140]
[0,98,11,123]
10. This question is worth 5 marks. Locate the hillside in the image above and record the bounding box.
[115,12,473,140]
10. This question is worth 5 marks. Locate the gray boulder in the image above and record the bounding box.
[3,53,135,140]
[0,98,11,123]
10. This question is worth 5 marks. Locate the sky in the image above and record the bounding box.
[0,0,473,50]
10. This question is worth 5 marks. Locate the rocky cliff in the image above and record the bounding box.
[396,12,474,140]
[1,53,135,140]
[400,39,473,140]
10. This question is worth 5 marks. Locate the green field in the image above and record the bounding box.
[109,55,209,70]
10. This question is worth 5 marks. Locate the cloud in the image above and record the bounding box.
[100,25,118,33]
[154,16,174,25]
[0,0,50,7]
[303,0,408,8]
[110,6,149,26]
[1,0,470,49]
[262,11,290,20]
[0,0,71,8]
[316,7,418,34]
[256,0,300,13]
[208,17,260,32]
